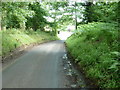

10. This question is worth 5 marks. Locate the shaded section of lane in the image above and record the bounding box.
[3,40,66,88]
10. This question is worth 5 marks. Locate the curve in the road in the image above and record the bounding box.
[3,40,67,88]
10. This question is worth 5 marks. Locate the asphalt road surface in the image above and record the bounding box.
[3,40,68,88]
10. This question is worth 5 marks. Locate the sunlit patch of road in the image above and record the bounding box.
[57,31,73,40]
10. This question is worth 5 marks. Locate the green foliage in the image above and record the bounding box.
[94,2,118,22]
[66,22,119,88]
[82,2,119,23]
[1,2,48,31]
[44,1,69,35]
[26,2,47,31]
[1,2,34,29]
[1,29,58,57]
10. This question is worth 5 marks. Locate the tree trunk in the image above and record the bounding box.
[75,1,77,30]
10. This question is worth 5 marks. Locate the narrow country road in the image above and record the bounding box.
[3,40,68,88]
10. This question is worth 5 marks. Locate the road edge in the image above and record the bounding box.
[64,42,99,88]
[2,40,56,70]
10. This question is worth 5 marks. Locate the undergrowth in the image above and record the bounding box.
[66,22,120,88]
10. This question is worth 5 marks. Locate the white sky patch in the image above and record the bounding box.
[67,25,75,30]
[44,16,54,22]
[64,13,71,15]
[49,10,56,13]
[56,15,63,19]
[59,7,64,12]
[77,18,83,22]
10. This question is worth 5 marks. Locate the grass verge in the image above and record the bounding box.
[1,29,58,58]
[66,22,120,88]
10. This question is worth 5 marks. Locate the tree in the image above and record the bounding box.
[1,2,34,30]
[82,1,119,23]
[26,2,47,31]
[43,1,69,35]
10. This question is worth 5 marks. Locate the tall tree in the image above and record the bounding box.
[82,1,94,23]
[43,1,69,35]
[26,2,47,31]
[1,2,34,30]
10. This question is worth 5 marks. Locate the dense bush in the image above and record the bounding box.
[66,22,120,88]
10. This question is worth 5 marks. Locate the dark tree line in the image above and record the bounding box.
[1,1,120,31]
[82,1,120,24]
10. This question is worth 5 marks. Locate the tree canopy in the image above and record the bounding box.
[1,1,120,32]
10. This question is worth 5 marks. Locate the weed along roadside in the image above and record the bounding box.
[1,29,59,65]
[63,47,98,88]
[65,22,119,88]
[65,46,99,88]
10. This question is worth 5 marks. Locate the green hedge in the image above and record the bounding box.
[66,22,120,88]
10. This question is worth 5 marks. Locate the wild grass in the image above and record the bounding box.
[66,22,120,88]
[1,29,58,57]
